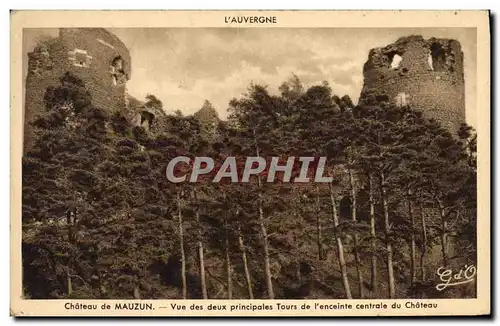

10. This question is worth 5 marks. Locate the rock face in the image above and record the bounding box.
[24,28,132,150]
[358,35,465,133]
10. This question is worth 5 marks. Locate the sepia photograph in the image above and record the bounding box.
[10,10,490,317]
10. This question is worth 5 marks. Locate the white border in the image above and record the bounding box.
[4,3,498,325]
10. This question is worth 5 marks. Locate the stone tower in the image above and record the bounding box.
[24,28,132,150]
[358,35,465,133]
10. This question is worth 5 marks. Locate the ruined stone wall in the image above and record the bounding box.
[359,35,465,133]
[24,28,131,150]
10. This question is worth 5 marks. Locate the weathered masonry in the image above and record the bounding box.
[24,28,133,150]
[358,35,466,133]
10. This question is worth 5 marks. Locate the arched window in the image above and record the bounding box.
[430,43,447,72]
[110,56,127,86]
[390,54,403,69]
[140,111,155,131]
[111,56,124,70]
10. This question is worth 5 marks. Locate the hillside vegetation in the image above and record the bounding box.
[22,73,477,299]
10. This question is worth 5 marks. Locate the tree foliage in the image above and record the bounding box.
[22,74,477,299]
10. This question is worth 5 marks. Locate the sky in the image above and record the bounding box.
[23,27,477,126]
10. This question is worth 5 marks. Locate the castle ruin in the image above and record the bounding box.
[25,31,467,149]
[358,35,466,133]
[24,28,163,150]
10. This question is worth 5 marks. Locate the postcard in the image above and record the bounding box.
[10,10,490,317]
